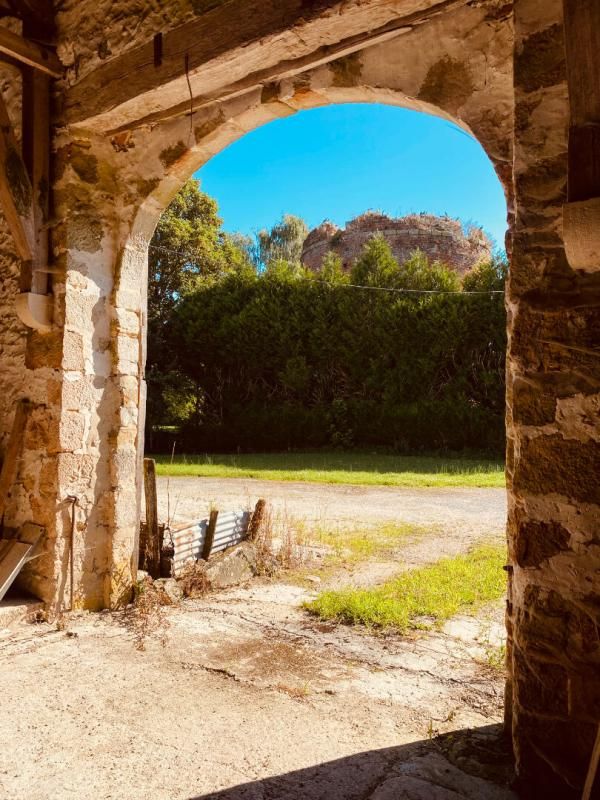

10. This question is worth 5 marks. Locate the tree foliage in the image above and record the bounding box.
[254,214,308,268]
[145,179,250,440]
[163,252,506,453]
[146,183,506,454]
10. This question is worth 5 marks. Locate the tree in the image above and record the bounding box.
[145,178,250,440]
[350,237,461,292]
[255,214,308,268]
[462,253,508,292]
[350,235,400,287]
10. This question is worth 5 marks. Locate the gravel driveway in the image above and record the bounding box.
[156,476,507,534]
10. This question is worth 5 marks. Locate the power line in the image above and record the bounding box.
[142,243,504,296]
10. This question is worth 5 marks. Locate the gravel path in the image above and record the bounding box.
[157,476,507,534]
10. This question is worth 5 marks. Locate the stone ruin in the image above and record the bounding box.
[0,1,598,795]
[301,213,493,275]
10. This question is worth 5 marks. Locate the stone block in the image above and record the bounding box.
[25,330,63,370]
[514,646,568,716]
[514,517,570,568]
[515,434,600,505]
[59,410,87,452]
[205,542,257,589]
[514,24,566,94]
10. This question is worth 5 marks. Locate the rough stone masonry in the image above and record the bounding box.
[0,0,598,796]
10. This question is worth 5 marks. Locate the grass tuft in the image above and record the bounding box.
[304,544,506,632]
[152,451,505,488]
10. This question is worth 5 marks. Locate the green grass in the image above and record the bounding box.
[313,522,427,562]
[304,544,507,632]
[151,451,505,488]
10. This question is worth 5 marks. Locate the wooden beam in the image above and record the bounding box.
[563,0,600,202]
[143,458,160,578]
[106,20,414,134]
[202,510,219,561]
[63,0,464,131]
[22,65,49,294]
[4,0,54,36]
[0,90,35,265]
[0,27,61,77]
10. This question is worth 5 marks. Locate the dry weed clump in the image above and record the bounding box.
[253,505,308,575]
[178,561,212,598]
[127,577,171,651]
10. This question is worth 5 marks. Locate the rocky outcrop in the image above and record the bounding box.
[301,213,492,275]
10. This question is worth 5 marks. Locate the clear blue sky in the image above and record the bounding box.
[196,103,508,250]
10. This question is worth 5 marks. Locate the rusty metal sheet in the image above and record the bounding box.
[171,510,250,575]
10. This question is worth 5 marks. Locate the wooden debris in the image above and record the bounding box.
[143,458,161,578]
[202,509,219,561]
[248,498,267,541]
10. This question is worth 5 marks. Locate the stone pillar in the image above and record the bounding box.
[34,135,145,611]
[508,1,600,796]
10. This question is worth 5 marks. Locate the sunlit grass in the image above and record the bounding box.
[152,451,505,488]
[313,522,427,562]
[304,544,507,632]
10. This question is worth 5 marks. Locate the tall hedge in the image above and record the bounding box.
[166,266,506,453]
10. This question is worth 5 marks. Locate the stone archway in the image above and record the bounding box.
[1,0,597,794]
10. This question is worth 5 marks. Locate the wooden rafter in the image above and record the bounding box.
[0,26,60,76]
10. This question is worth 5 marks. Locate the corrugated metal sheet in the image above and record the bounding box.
[172,510,251,575]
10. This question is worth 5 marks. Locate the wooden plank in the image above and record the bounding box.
[202,509,219,561]
[0,400,31,522]
[0,27,61,76]
[583,723,600,800]
[0,91,35,264]
[21,66,49,294]
[568,124,600,202]
[143,458,160,578]
[563,0,600,202]
[0,539,33,601]
[563,0,600,127]
[62,0,462,131]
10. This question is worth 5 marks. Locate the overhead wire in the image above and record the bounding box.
[141,242,504,296]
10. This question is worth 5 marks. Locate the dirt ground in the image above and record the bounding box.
[0,482,513,799]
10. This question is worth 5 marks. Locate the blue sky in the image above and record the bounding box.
[196,103,508,250]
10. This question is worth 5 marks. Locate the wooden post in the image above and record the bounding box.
[143,458,160,578]
[563,0,600,202]
[202,509,219,561]
[22,66,50,296]
[247,499,266,541]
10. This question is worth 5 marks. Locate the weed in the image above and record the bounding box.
[178,562,211,598]
[482,642,507,673]
[305,544,507,632]
[126,577,170,651]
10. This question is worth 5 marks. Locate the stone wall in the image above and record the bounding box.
[301,213,492,274]
[0,52,27,453]
[506,0,600,796]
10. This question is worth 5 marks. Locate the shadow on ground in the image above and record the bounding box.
[190,724,517,800]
